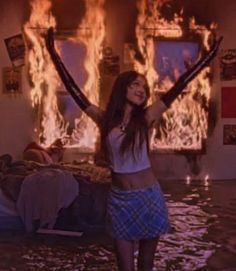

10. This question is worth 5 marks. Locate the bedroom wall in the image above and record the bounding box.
[0,0,34,160]
[0,0,235,180]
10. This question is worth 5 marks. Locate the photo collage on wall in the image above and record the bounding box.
[220,49,236,145]
[2,67,22,94]
[2,33,25,94]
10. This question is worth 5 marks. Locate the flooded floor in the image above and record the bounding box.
[0,179,235,271]
[160,179,236,271]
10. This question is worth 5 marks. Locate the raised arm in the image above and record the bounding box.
[146,36,223,126]
[44,27,103,125]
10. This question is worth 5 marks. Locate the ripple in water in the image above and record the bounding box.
[151,198,219,270]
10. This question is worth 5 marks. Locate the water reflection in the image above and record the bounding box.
[154,200,219,270]
[19,180,236,271]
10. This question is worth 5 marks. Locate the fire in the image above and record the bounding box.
[24,0,67,147]
[25,0,215,153]
[70,0,106,151]
[189,17,217,50]
[186,175,191,185]
[24,0,106,151]
[135,0,216,151]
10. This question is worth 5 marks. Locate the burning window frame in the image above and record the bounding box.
[151,34,212,154]
[134,29,216,154]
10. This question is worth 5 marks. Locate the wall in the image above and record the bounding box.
[0,0,235,179]
[0,0,34,160]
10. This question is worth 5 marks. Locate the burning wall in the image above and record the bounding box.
[24,0,217,154]
[134,0,217,152]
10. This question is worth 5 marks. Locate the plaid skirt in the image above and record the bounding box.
[106,183,170,241]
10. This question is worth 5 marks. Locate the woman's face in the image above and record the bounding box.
[126,75,148,106]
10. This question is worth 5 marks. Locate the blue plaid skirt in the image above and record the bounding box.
[106,183,170,241]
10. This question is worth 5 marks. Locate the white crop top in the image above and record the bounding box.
[106,128,151,173]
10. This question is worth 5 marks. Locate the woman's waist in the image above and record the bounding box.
[111,167,157,190]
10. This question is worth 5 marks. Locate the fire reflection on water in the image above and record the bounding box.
[0,180,233,270]
[19,180,236,271]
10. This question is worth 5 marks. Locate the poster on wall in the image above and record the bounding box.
[221,87,236,118]
[223,124,236,145]
[123,43,135,64]
[2,67,22,94]
[4,33,25,67]
[101,46,120,76]
[220,49,236,81]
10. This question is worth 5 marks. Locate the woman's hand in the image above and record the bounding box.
[160,36,223,108]
[182,36,223,85]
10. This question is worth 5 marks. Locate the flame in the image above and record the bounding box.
[24,0,106,151]
[24,0,67,146]
[70,0,106,151]
[135,0,216,151]
[135,0,183,98]
[189,17,217,50]
[204,174,210,186]
[186,175,191,185]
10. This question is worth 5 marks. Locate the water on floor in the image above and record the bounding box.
[0,179,235,271]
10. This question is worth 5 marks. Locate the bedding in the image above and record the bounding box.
[0,154,111,232]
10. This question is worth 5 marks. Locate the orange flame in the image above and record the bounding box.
[135,0,183,104]
[70,0,106,151]
[24,0,106,151]
[189,17,217,50]
[24,0,67,147]
[135,0,216,151]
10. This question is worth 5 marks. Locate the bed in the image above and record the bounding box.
[0,154,111,233]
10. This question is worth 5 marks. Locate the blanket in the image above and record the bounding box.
[16,168,79,232]
[0,156,111,202]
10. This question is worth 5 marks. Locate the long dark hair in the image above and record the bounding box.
[101,70,150,157]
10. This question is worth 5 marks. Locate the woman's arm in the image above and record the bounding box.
[145,36,223,126]
[44,27,104,125]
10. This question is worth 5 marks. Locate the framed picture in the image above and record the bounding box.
[4,33,25,67]
[123,43,135,64]
[101,46,120,76]
[220,49,236,81]
[2,67,22,94]
[223,125,236,145]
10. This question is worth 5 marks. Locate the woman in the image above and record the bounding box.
[45,28,222,271]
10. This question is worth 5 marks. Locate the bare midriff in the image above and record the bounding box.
[111,167,157,190]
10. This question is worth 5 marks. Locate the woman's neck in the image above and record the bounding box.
[118,104,132,132]
[124,103,133,119]
[123,104,132,124]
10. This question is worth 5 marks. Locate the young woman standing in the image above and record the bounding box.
[45,28,222,271]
